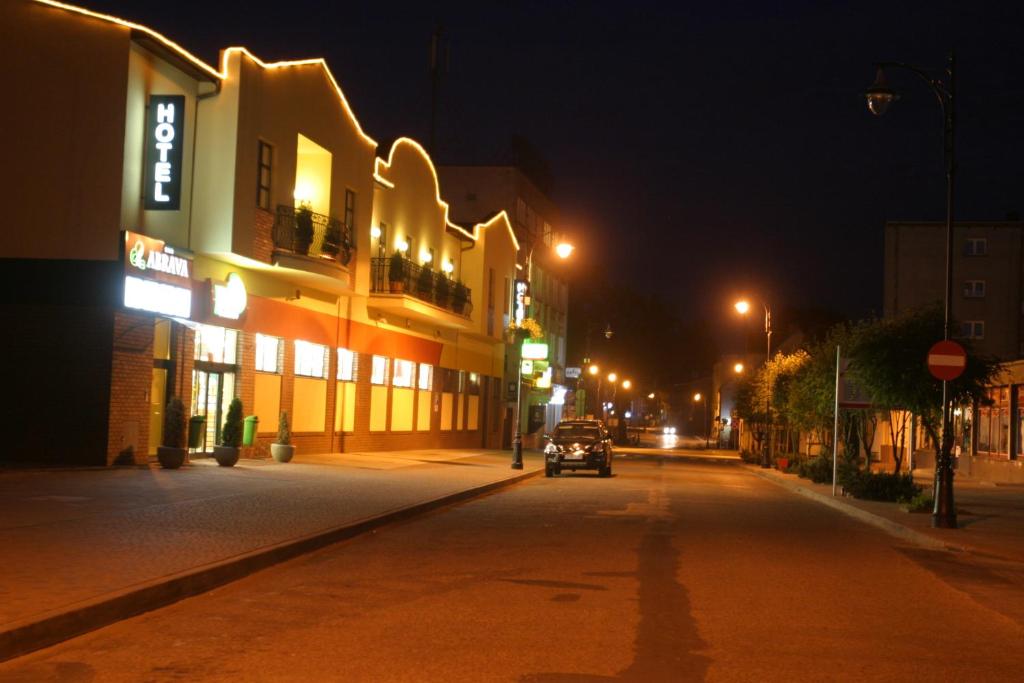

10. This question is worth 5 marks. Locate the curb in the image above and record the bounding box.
[743,465,963,553]
[0,467,542,663]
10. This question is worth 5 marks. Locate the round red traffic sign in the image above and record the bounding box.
[927,340,967,381]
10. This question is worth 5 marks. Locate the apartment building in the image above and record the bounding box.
[0,0,517,466]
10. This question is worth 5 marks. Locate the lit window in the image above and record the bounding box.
[371,355,390,385]
[295,340,328,378]
[337,348,355,381]
[418,364,433,391]
[194,325,238,364]
[255,333,281,373]
[393,359,415,388]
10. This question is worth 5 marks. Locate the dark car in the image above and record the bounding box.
[543,420,614,477]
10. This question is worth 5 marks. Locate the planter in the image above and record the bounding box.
[389,279,405,294]
[214,445,239,467]
[451,300,467,315]
[157,446,187,469]
[271,443,295,463]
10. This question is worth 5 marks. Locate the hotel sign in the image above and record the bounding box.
[122,231,192,319]
[144,95,185,210]
[513,279,529,325]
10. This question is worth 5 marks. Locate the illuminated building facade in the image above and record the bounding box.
[0,0,517,465]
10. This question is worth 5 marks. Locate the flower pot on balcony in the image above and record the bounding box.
[388,251,406,293]
[295,206,315,256]
[452,280,469,315]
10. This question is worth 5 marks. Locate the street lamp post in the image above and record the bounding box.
[510,240,574,470]
[694,392,710,449]
[735,300,772,468]
[865,52,957,529]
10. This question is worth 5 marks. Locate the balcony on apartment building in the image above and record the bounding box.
[369,256,473,329]
[271,204,355,285]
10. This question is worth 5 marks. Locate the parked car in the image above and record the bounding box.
[543,420,615,477]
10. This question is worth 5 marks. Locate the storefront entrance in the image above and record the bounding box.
[191,366,236,454]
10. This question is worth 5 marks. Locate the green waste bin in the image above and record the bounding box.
[243,415,259,446]
[187,415,206,449]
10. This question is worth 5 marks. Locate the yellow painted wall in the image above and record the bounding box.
[253,373,282,433]
[370,385,388,432]
[391,388,414,431]
[417,391,431,431]
[440,393,454,431]
[293,377,327,432]
[467,395,480,431]
[294,133,332,215]
[334,381,356,432]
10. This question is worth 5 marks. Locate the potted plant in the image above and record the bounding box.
[157,397,187,469]
[215,397,243,467]
[416,261,434,301]
[295,203,315,256]
[321,224,341,259]
[435,273,450,308]
[388,250,406,293]
[451,279,469,314]
[271,410,295,463]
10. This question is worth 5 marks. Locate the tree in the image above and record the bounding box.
[850,305,1000,471]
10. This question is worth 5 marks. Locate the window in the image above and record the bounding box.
[963,280,986,298]
[377,222,387,256]
[294,340,328,378]
[487,267,495,336]
[393,359,415,388]
[965,237,988,256]
[440,368,460,393]
[418,364,433,391]
[344,189,356,230]
[467,372,481,395]
[257,141,273,210]
[255,334,282,373]
[960,321,985,340]
[194,325,238,364]
[371,355,390,385]
[337,348,356,381]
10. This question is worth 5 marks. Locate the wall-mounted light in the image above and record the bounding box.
[396,237,409,253]
[293,182,314,205]
[370,225,381,239]
[442,259,454,274]
[420,249,433,264]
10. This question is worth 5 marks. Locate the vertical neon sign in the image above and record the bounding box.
[144,95,185,210]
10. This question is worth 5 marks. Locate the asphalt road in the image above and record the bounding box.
[4,456,1023,682]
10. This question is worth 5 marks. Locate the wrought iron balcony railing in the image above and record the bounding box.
[371,256,472,317]
[273,205,354,266]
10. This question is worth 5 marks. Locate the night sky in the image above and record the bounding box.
[88,0,1024,334]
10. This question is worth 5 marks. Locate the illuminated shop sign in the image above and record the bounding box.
[521,342,549,360]
[122,231,192,318]
[513,279,529,325]
[144,94,185,210]
[212,273,248,320]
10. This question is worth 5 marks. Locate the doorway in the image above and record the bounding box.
[190,367,236,453]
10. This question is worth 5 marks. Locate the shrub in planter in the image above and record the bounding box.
[157,397,188,469]
[388,251,406,292]
[295,204,315,255]
[435,275,450,308]
[271,410,295,463]
[451,280,469,314]
[215,398,243,467]
[322,225,341,258]
[416,262,434,300]
[843,471,920,502]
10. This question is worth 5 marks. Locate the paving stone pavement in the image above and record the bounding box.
[0,449,541,632]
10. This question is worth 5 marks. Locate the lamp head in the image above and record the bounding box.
[734,300,750,315]
[608,372,617,383]
[865,67,898,116]
[693,392,702,402]
[622,379,632,390]
[555,242,575,259]
[588,364,599,375]
[734,362,744,374]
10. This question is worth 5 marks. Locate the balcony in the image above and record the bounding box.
[369,256,473,327]
[273,205,354,266]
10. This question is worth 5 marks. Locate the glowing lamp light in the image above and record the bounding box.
[442,259,454,274]
[622,379,632,390]
[624,411,632,419]
[293,182,314,204]
[865,67,898,116]
[420,249,433,264]
[555,242,575,259]
[694,392,702,401]
[734,300,751,315]
[607,372,617,383]
[648,392,655,399]
[370,225,382,239]
[213,272,248,320]
[588,364,599,375]
[396,238,409,253]
[734,362,745,373]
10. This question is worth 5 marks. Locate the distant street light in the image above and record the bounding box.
[865,52,957,529]
[622,379,632,390]
[735,298,772,468]
[555,242,575,259]
[693,392,710,449]
[734,362,744,374]
[648,392,656,399]
[588,364,599,375]
[608,372,617,383]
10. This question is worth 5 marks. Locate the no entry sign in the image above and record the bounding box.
[927,340,967,381]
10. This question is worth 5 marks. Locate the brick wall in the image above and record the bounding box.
[106,311,155,465]
[253,209,275,264]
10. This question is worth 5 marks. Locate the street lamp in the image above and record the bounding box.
[735,299,772,468]
[693,392,709,449]
[734,362,744,374]
[510,240,575,470]
[865,53,957,529]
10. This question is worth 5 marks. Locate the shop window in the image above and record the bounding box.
[337,347,356,381]
[466,372,481,395]
[194,324,238,364]
[371,355,390,385]
[255,334,282,373]
[257,141,273,210]
[418,364,433,391]
[294,340,328,378]
[394,359,415,388]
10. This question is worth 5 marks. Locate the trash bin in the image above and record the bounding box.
[243,415,259,446]
[187,415,206,449]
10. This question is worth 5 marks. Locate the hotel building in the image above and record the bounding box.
[0,0,518,466]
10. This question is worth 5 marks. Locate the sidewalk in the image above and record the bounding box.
[745,464,1024,563]
[0,449,542,661]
